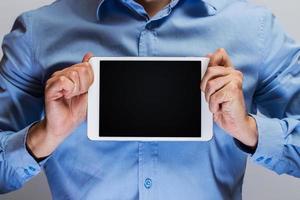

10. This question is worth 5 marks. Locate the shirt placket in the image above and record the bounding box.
[138,141,159,200]
[119,1,179,199]
[137,10,169,200]
[137,19,160,199]
[138,26,157,56]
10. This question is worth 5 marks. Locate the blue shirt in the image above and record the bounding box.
[0,0,300,199]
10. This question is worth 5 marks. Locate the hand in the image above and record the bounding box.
[200,48,258,148]
[27,53,94,158]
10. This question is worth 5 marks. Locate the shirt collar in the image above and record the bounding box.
[96,0,230,21]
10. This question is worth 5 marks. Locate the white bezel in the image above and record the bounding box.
[87,57,213,141]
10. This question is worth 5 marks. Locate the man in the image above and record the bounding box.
[0,0,299,199]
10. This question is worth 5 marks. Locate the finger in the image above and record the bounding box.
[51,52,94,79]
[205,75,232,102]
[209,83,232,114]
[59,64,94,95]
[78,93,88,122]
[206,53,213,58]
[81,52,94,83]
[51,70,63,78]
[61,75,79,98]
[66,70,81,98]
[45,76,75,101]
[209,48,233,68]
[82,61,94,86]
[74,62,94,85]
[60,62,89,73]
[81,92,88,114]
[82,52,94,63]
[73,65,93,94]
[200,66,231,92]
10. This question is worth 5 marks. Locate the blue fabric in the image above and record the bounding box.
[0,0,300,199]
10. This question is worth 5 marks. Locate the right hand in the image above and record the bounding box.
[27,53,94,158]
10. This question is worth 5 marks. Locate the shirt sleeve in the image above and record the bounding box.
[0,13,46,193]
[242,9,300,177]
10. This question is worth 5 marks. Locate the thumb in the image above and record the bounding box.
[82,52,94,63]
[209,48,233,68]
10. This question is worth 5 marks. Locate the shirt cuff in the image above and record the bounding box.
[247,114,289,173]
[234,138,256,154]
[4,124,46,181]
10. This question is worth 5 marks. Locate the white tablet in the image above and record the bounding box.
[87,57,213,141]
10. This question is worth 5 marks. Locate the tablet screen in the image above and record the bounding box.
[100,60,202,137]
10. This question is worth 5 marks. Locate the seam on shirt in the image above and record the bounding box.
[0,128,4,150]
[19,13,35,77]
[256,9,268,86]
[23,12,46,86]
[1,131,11,158]
[254,8,298,97]
[253,8,278,103]
[23,13,34,70]
[0,139,4,161]
[249,10,264,108]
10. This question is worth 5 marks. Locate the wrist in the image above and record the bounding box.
[234,115,258,148]
[26,120,64,159]
[244,115,258,148]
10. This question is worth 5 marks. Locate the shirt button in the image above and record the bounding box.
[24,168,31,176]
[146,22,157,30]
[256,156,264,162]
[264,157,272,164]
[146,24,153,30]
[144,178,152,189]
[29,166,36,171]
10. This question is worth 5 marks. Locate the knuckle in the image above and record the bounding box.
[45,77,55,88]
[217,48,226,53]
[45,83,51,90]
[237,82,243,90]
[46,77,52,84]
[59,76,65,83]
[70,70,77,77]
[234,78,243,89]
[229,82,240,91]
[206,80,214,92]
[235,70,244,79]
[52,71,60,77]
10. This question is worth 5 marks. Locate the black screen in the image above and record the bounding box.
[100,60,202,137]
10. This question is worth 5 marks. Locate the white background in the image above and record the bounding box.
[0,0,300,199]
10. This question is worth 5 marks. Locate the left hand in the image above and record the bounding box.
[200,48,258,148]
